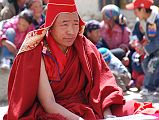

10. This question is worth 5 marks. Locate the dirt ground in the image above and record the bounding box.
[0,70,159,119]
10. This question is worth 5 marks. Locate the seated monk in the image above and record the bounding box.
[3,0,159,120]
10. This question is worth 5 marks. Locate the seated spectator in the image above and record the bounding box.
[84,20,126,61]
[0,0,26,21]
[25,0,45,29]
[98,47,131,92]
[0,9,35,70]
[100,4,130,51]
[100,4,131,68]
[84,20,109,48]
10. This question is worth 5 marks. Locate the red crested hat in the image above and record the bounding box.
[45,0,85,28]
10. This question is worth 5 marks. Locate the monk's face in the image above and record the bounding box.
[50,12,79,52]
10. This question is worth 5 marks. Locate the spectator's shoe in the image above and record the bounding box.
[139,88,153,96]
[0,58,11,70]
[153,91,159,96]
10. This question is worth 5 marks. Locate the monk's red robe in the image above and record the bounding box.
[3,35,137,120]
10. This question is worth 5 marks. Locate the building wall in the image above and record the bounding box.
[75,0,136,29]
[75,0,101,21]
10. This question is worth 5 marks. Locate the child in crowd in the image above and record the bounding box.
[126,0,159,96]
[0,9,35,70]
[0,0,26,21]
[98,47,131,92]
[84,20,109,48]
[129,18,146,91]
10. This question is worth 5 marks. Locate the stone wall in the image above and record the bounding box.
[121,9,136,30]
[75,0,100,21]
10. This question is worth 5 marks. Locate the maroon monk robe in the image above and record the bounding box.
[4,34,134,120]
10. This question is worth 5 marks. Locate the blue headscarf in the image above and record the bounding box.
[85,20,101,32]
[98,47,112,62]
[101,4,120,20]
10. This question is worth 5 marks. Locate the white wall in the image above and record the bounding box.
[75,0,101,21]
[74,0,136,29]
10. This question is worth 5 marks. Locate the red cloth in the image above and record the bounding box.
[45,32,68,74]
[44,0,85,29]
[4,35,126,120]
[134,102,159,115]
[111,100,136,116]
[132,70,144,89]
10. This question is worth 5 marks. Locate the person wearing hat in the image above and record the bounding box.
[3,0,159,119]
[84,20,106,47]
[98,47,131,92]
[100,4,130,52]
[84,19,126,61]
[0,9,35,70]
[126,0,159,96]
[100,4,131,71]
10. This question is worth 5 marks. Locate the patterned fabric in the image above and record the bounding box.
[18,28,48,54]
[0,1,16,21]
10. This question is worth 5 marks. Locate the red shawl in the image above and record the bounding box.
[4,35,125,120]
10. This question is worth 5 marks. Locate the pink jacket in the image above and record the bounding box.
[0,16,35,49]
[100,21,131,49]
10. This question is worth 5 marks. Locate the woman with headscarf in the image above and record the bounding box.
[100,4,130,51]
[100,5,132,68]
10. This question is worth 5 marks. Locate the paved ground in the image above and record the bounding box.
[0,71,159,119]
[0,69,9,107]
